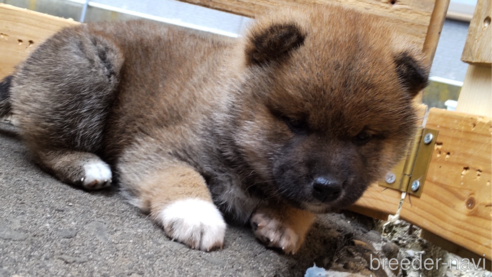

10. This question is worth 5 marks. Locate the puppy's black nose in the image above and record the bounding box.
[312,176,342,202]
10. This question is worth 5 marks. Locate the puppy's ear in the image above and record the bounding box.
[394,51,429,97]
[245,23,306,66]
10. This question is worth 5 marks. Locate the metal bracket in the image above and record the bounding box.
[379,128,439,197]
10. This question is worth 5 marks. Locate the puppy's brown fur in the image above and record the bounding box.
[0,4,428,253]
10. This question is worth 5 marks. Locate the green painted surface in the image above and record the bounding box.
[422,81,461,109]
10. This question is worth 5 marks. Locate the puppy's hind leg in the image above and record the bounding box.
[11,26,124,152]
[124,163,226,251]
[9,26,123,190]
[35,149,112,190]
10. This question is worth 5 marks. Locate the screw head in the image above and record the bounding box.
[424,133,433,144]
[385,172,396,184]
[411,180,420,192]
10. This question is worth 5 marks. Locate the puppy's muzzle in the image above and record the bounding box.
[312,176,343,202]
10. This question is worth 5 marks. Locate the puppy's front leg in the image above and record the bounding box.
[136,164,226,251]
[250,203,315,254]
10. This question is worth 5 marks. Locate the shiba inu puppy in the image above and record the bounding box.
[0,4,428,253]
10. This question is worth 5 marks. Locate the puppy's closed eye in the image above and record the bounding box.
[282,116,309,135]
[353,130,373,145]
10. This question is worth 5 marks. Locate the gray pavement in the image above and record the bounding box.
[0,123,373,277]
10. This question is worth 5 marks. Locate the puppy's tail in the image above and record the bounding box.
[0,75,12,118]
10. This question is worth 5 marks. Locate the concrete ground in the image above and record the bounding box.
[0,123,384,277]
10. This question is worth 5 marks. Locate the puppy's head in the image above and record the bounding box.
[231,5,429,213]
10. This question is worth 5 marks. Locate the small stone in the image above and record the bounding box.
[365,230,382,243]
[381,242,399,260]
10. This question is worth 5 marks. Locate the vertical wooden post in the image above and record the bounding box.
[416,0,451,103]
[422,0,451,65]
[456,0,492,117]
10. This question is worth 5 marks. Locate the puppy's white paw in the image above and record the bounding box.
[158,198,226,251]
[82,161,112,190]
[250,211,302,255]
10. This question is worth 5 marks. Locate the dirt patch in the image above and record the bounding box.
[307,211,491,277]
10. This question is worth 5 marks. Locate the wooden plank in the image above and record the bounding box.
[400,108,492,260]
[0,4,78,79]
[456,0,491,130]
[421,230,492,270]
[177,0,436,52]
[350,186,402,219]
[422,0,451,64]
[456,65,492,118]
[461,0,491,65]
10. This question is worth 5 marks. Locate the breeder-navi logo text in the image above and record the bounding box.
[370,253,487,272]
